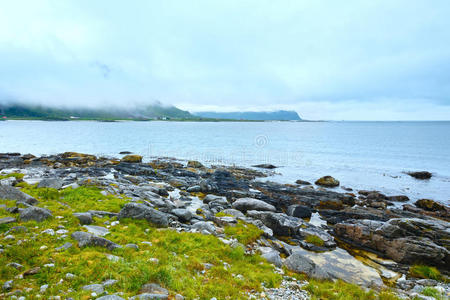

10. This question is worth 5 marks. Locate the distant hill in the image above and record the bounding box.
[0,102,193,120]
[194,110,301,121]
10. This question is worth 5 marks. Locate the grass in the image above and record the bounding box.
[421,287,444,300]
[0,172,25,180]
[224,220,264,245]
[0,184,281,299]
[409,264,442,281]
[305,234,325,247]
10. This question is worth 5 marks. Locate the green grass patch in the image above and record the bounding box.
[0,172,24,180]
[409,264,441,281]
[305,234,325,247]
[421,287,444,300]
[224,220,264,245]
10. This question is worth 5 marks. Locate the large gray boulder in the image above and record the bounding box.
[247,211,301,236]
[38,178,63,189]
[118,203,170,227]
[171,208,193,222]
[71,231,121,251]
[0,185,38,205]
[20,206,52,222]
[283,251,331,280]
[73,212,93,225]
[232,198,276,213]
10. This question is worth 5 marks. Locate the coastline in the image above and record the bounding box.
[0,152,448,299]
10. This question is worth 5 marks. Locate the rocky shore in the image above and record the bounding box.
[0,152,449,299]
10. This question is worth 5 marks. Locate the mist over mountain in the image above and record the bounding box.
[194,110,301,121]
[0,101,192,120]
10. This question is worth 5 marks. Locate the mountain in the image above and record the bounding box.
[0,102,193,120]
[194,110,301,121]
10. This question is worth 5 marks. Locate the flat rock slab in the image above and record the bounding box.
[97,296,125,300]
[0,217,16,224]
[38,178,64,189]
[83,225,110,237]
[118,203,169,227]
[232,198,276,213]
[0,185,38,205]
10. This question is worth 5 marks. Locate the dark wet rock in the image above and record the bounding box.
[119,151,133,155]
[407,171,432,180]
[252,164,277,169]
[171,208,193,222]
[121,155,143,163]
[334,218,449,266]
[317,198,344,210]
[283,252,331,280]
[287,205,312,219]
[295,179,311,185]
[232,198,276,213]
[0,185,38,205]
[201,169,248,195]
[248,211,301,236]
[73,212,93,225]
[37,178,63,189]
[23,267,40,276]
[315,176,339,187]
[118,203,170,227]
[319,206,396,224]
[71,231,121,251]
[2,280,13,291]
[187,160,204,168]
[415,199,447,212]
[0,217,16,224]
[387,195,410,202]
[20,206,52,222]
[366,192,387,202]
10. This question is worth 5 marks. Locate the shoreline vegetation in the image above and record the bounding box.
[0,152,448,299]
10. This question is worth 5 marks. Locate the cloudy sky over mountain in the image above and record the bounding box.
[1,0,449,120]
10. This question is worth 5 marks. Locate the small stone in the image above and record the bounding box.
[40,245,48,250]
[175,294,184,300]
[4,234,15,240]
[82,283,104,294]
[102,279,118,287]
[3,280,13,291]
[125,243,139,250]
[65,273,75,279]
[7,263,24,270]
[41,229,55,236]
[43,263,55,268]
[40,284,49,293]
[55,242,72,251]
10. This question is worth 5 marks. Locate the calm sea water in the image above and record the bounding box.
[1,120,449,204]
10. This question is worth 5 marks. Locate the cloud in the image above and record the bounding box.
[0,0,449,119]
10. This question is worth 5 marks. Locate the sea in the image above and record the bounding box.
[1,120,449,205]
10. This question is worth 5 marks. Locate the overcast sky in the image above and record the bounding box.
[1,0,449,120]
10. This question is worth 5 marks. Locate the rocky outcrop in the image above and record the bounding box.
[118,203,170,227]
[415,199,447,212]
[20,206,52,222]
[0,185,38,205]
[334,218,449,266]
[37,178,63,189]
[284,252,332,280]
[232,198,276,213]
[121,155,143,163]
[406,171,432,180]
[315,176,339,187]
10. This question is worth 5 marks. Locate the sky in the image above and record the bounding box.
[0,0,449,120]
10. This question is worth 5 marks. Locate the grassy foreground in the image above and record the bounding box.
[1,182,401,299]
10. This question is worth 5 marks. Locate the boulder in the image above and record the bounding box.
[261,250,282,267]
[232,198,276,213]
[73,212,93,225]
[171,208,193,222]
[121,155,143,163]
[82,283,104,294]
[287,205,312,219]
[71,231,121,251]
[283,252,331,280]
[37,178,63,189]
[295,179,311,185]
[387,195,410,202]
[247,211,301,236]
[20,206,52,222]
[83,225,110,237]
[0,185,38,205]
[221,208,245,218]
[140,283,169,296]
[252,164,277,169]
[0,217,16,224]
[187,160,204,168]
[118,203,170,227]
[203,194,227,204]
[415,199,446,212]
[315,176,339,187]
[407,171,432,180]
